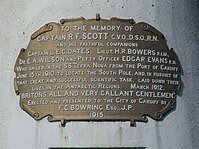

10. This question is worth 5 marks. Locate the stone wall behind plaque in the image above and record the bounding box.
[0,0,199,149]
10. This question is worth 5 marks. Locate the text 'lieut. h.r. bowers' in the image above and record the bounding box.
[14,16,181,126]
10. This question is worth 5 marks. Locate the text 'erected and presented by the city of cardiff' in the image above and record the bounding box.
[14,17,181,126]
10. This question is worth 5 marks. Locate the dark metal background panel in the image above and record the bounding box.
[14,16,181,126]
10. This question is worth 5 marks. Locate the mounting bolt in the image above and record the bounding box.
[156,112,161,119]
[142,24,149,30]
[61,119,66,127]
[15,90,20,95]
[175,90,179,95]
[142,116,148,122]
[170,101,175,107]
[21,48,25,52]
[96,13,100,21]
[129,19,135,24]
[130,120,135,127]
[60,19,65,24]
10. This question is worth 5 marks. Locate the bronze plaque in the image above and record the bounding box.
[14,16,181,126]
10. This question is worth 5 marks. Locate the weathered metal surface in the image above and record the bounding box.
[14,16,181,126]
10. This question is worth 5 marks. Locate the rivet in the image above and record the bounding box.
[96,13,100,21]
[60,19,65,24]
[21,48,25,52]
[142,116,148,122]
[175,90,179,95]
[129,19,135,24]
[143,24,148,30]
[156,112,161,118]
[130,120,135,127]
[61,119,66,127]
[171,101,175,107]
[15,90,20,95]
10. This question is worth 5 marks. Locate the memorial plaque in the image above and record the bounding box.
[14,15,181,126]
